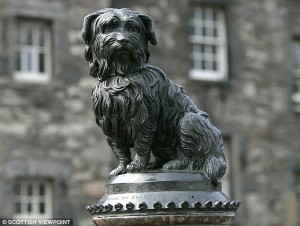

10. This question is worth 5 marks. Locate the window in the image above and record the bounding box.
[14,20,51,83]
[13,179,53,218]
[292,40,300,112]
[189,6,228,81]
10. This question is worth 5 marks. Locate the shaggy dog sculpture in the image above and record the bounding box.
[82,8,226,185]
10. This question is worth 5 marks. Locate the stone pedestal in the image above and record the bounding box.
[86,171,240,226]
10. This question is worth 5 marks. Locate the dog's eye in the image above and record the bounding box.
[105,25,115,32]
[104,22,118,33]
[126,23,137,32]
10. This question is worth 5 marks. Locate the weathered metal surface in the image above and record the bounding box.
[82,8,227,186]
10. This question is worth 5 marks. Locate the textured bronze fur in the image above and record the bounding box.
[82,8,226,185]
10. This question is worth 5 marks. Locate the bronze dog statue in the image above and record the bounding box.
[82,8,226,185]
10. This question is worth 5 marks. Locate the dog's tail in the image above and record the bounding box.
[179,112,226,185]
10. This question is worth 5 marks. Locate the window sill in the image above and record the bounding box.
[292,93,300,113]
[189,69,227,82]
[292,93,300,103]
[13,72,50,84]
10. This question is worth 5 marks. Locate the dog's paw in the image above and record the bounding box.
[109,164,126,177]
[163,159,189,170]
[126,155,149,172]
[126,163,146,173]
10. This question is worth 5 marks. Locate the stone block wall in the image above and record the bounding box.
[0,0,113,225]
[0,0,299,225]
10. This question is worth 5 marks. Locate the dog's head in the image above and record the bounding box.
[82,8,157,80]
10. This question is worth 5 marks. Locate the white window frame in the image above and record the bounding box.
[13,20,51,84]
[13,179,53,219]
[189,7,228,81]
[292,40,300,112]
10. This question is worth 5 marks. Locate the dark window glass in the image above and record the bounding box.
[27,184,33,196]
[27,203,32,213]
[39,202,45,213]
[15,202,21,213]
[15,51,21,71]
[39,184,45,196]
[39,28,45,46]
[39,53,45,73]
[213,61,218,71]
[14,183,21,195]
[201,60,206,69]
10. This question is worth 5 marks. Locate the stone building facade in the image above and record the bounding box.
[0,0,299,226]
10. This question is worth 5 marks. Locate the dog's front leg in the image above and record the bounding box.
[106,137,131,177]
[126,121,156,173]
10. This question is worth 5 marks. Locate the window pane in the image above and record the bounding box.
[194,8,201,19]
[27,203,32,213]
[15,51,21,71]
[14,183,21,195]
[39,28,45,46]
[205,45,212,54]
[194,26,201,36]
[194,44,204,54]
[27,184,33,196]
[292,42,300,70]
[26,27,33,45]
[39,184,45,196]
[213,10,218,22]
[206,61,213,70]
[213,61,218,71]
[206,28,214,37]
[212,45,217,54]
[39,202,45,214]
[201,60,205,69]
[202,27,206,36]
[15,202,21,214]
[16,30,21,45]
[201,9,206,21]
[21,51,27,71]
[296,79,300,93]
[39,53,45,73]
[213,28,218,37]
[27,52,33,71]
[204,9,213,21]
[19,27,26,45]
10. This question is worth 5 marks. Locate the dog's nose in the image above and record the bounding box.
[116,34,129,43]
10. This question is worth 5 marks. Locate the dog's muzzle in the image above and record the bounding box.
[110,39,133,61]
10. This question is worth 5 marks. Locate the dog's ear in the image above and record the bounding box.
[82,11,102,45]
[82,9,112,62]
[138,14,157,46]
[82,11,102,63]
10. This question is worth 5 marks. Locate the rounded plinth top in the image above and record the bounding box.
[86,171,240,226]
